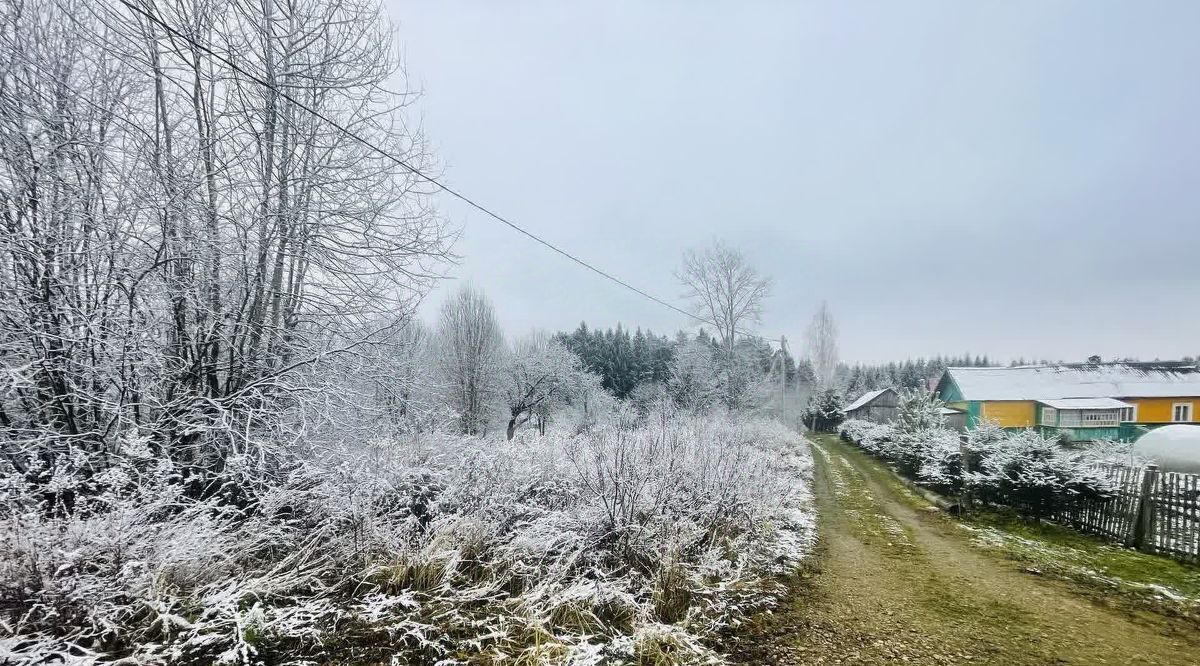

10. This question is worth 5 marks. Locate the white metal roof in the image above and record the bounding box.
[1037,398,1133,410]
[939,407,963,415]
[844,388,891,412]
[943,364,1200,401]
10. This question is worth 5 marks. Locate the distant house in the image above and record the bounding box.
[844,388,899,424]
[933,362,1200,441]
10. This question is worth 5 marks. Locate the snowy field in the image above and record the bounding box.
[1,414,814,665]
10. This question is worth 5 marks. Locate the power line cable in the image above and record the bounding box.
[113,0,780,344]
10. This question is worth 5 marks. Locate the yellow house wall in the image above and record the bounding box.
[980,400,1036,428]
[1127,397,1198,423]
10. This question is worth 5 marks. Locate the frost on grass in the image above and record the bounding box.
[0,414,814,665]
[963,525,1200,617]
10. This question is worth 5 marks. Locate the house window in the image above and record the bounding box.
[1040,407,1057,426]
[1058,410,1082,428]
[1119,406,1136,422]
[1173,403,1193,422]
[1082,410,1119,427]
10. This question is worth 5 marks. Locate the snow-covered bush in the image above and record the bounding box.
[838,418,1119,518]
[0,414,815,665]
[967,429,1118,518]
[838,419,895,456]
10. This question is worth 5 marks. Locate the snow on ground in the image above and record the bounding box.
[0,413,814,665]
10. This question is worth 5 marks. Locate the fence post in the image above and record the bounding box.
[1133,464,1160,553]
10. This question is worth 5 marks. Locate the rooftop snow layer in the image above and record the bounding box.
[1037,397,1133,410]
[844,388,891,412]
[944,364,1200,401]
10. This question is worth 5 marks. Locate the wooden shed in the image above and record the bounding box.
[941,407,967,432]
[844,388,899,424]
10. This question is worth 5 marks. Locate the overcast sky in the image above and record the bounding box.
[387,0,1199,364]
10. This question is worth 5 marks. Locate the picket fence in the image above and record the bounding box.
[1053,464,1200,563]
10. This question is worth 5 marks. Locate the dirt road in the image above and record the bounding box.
[729,435,1200,665]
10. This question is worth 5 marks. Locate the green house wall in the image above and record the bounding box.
[1035,425,1123,441]
[966,401,982,428]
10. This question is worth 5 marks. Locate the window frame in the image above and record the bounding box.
[1118,405,1137,423]
[1173,402,1193,423]
[1040,406,1057,427]
[1081,410,1119,427]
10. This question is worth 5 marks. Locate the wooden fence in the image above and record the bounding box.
[1054,464,1200,563]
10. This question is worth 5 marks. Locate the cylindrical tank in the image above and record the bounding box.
[1133,424,1200,473]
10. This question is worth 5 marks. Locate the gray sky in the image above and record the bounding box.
[389,0,1200,363]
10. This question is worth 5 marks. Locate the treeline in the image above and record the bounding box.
[837,354,998,396]
[553,324,674,398]
[554,323,813,400]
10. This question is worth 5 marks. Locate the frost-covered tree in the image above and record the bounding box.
[436,286,504,435]
[676,241,772,406]
[0,0,451,480]
[676,241,772,355]
[803,386,844,432]
[895,388,946,435]
[806,302,839,388]
[370,319,450,434]
[668,340,721,412]
[501,333,589,439]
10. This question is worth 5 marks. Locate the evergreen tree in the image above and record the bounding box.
[803,386,844,432]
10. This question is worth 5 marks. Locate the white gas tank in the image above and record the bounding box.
[1133,424,1200,473]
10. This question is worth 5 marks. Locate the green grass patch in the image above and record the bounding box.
[959,509,1200,623]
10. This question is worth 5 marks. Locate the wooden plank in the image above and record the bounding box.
[1185,475,1195,564]
[1186,473,1195,559]
[1187,474,1194,560]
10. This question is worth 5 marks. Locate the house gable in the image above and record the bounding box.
[934,371,964,402]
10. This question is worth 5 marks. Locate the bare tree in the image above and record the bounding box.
[667,340,720,412]
[501,333,586,440]
[370,319,447,434]
[807,301,839,388]
[676,241,772,406]
[436,286,504,436]
[0,0,451,480]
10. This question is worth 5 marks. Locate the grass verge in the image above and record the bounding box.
[819,433,1200,626]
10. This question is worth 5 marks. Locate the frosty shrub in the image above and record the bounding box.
[968,429,1118,518]
[838,419,895,456]
[0,414,814,665]
[838,419,1119,518]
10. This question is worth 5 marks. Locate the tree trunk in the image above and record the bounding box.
[506,417,517,441]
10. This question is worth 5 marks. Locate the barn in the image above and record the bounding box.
[844,388,899,424]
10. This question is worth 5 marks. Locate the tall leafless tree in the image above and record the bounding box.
[435,285,504,436]
[807,301,839,388]
[0,0,452,481]
[676,240,772,406]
